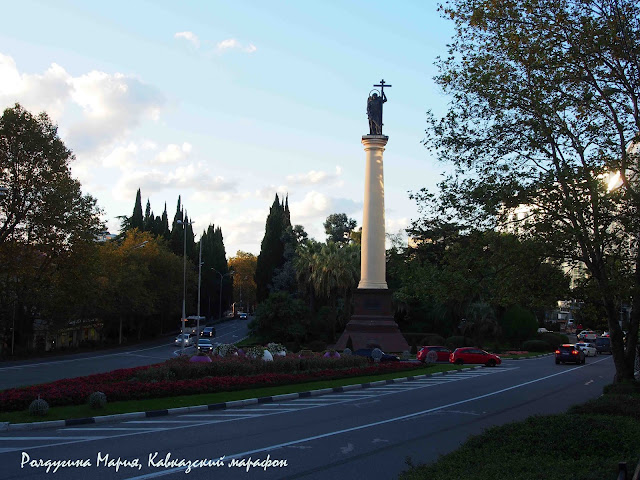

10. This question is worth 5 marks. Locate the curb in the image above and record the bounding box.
[0,366,482,432]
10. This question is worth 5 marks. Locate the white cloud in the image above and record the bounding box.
[174,31,200,48]
[0,53,166,154]
[216,38,257,54]
[154,142,192,164]
[112,162,237,202]
[286,166,343,186]
[67,70,164,151]
[253,185,289,202]
[0,54,72,119]
[102,142,140,169]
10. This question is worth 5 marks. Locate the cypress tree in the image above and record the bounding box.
[131,189,144,231]
[170,196,183,256]
[255,194,288,302]
[143,199,153,232]
[160,203,170,239]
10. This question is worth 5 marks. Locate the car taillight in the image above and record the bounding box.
[572,350,579,355]
[555,350,560,354]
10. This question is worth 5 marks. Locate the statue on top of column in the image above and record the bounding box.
[366,79,391,135]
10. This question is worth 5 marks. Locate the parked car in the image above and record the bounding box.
[537,327,549,333]
[353,348,400,362]
[595,336,612,354]
[174,333,194,347]
[239,312,248,319]
[196,338,214,353]
[449,347,501,367]
[417,346,451,363]
[555,344,585,364]
[575,342,596,357]
[200,326,216,338]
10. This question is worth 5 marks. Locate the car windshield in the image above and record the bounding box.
[199,339,212,344]
[558,345,576,352]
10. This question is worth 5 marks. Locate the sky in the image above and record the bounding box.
[0,0,455,258]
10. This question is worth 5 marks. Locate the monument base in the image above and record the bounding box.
[334,289,409,353]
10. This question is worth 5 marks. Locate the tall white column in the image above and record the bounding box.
[358,135,388,289]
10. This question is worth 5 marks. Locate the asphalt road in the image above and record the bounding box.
[0,354,616,480]
[0,319,250,391]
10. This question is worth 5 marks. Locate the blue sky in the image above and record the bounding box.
[1,0,454,257]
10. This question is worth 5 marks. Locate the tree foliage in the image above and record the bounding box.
[255,194,291,302]
[0,104,103,251]
[323,213,357,244]
[427,0,640,381]
[229,250,257,312]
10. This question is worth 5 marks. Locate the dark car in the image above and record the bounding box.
[417,346,451,363]
[200,326,216,338]
[449,347,501,367]
[196,339,214,353]
[595,337,612,355]
[555,344,586,364]
[353,348,400,362]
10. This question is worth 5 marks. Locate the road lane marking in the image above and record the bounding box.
[61,427,155,431]
[585,380,594,385]
[0,436,100,441]
[121,356,612,480]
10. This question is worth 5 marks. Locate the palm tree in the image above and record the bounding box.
[307,242,360,340]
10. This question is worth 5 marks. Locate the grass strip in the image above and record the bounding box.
[398,413,640,480]
[0,363,469,424]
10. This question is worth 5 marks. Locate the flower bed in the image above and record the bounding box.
[0,355,420,412]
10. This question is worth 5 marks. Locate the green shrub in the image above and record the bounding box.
[398,414,640,480]
[603,380,640,395]
[522,340,550,352]
[28,397,49,416]
[538,332,569,349]
[88,391,107,409]
[569,394,640,421]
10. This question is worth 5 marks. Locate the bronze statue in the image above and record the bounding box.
[366,79,391,135]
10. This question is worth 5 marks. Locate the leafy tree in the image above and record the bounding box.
[229,251,257,313]
[426,0,640,381]
[0,104,103,352]
[0,104,103,250]
[97,230,186,342]
[324,213,357,244]
[250,291,309,343]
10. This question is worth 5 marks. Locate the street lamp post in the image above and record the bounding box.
[196,239,203,349]
[212,268,233,321]
[177,219,193,355]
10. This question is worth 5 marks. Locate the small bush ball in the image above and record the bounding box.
[29,397,50,417]
[88,391,107,410]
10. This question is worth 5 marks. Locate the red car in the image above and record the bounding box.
[449,347,501,367]
[417,346,451,363]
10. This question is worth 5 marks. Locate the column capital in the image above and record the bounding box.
[361,134,389,146]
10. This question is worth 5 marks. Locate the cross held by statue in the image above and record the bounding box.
[374,79,392,96]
